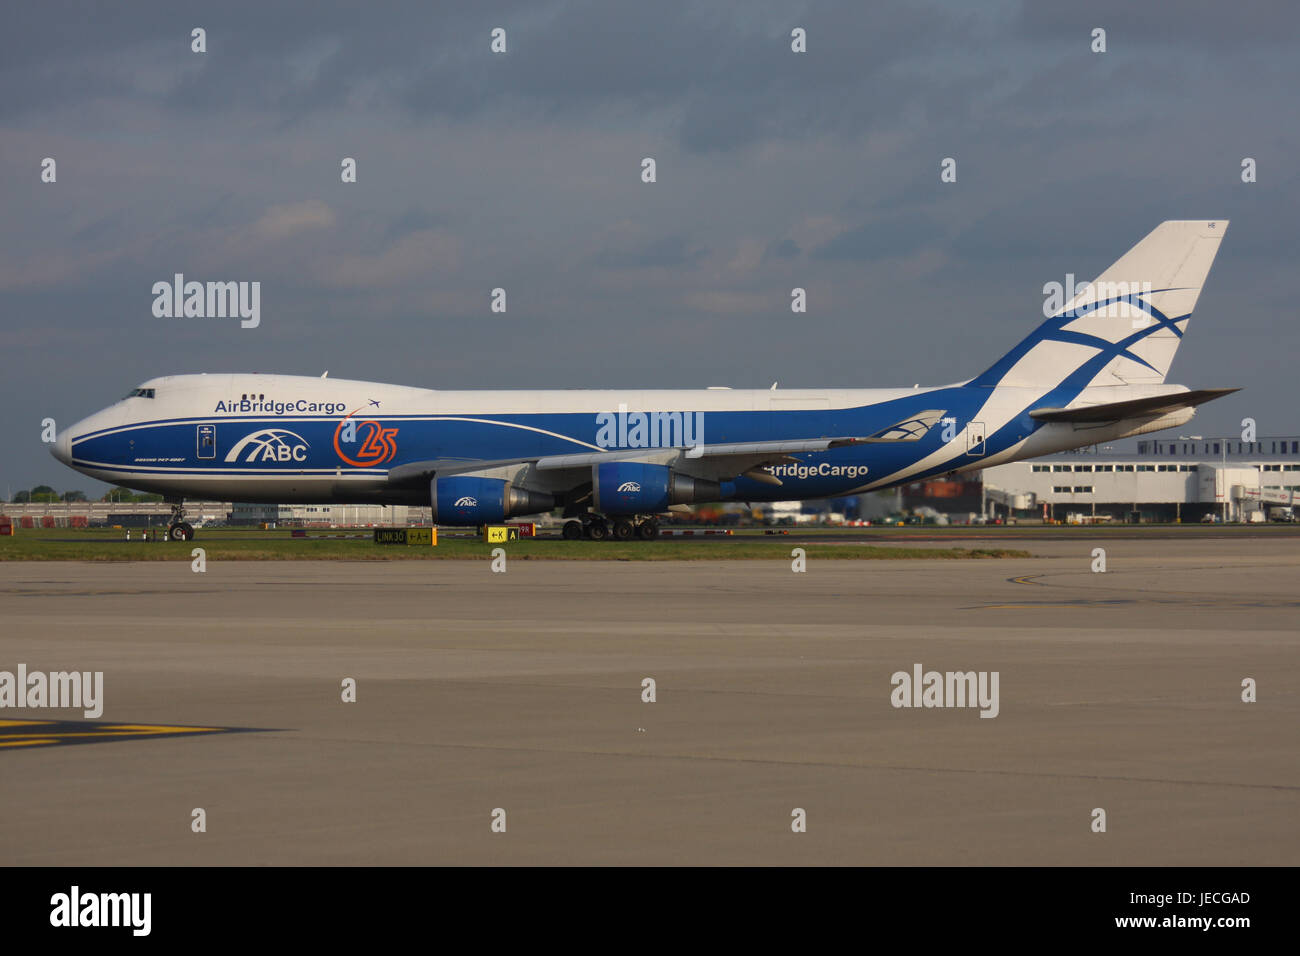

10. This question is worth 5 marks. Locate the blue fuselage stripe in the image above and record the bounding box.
[71,387,1017,500]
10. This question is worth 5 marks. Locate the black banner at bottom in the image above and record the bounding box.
[0,866,1281,941]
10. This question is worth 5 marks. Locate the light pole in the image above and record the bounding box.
[1221,437,1228,523]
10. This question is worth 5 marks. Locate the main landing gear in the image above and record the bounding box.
[562,514,660,541]
[166,499,195,541]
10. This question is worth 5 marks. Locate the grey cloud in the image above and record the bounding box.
[763,238,801,261]
[595,235,708,269]
[1,0,1298,494]
[813,214,943,262]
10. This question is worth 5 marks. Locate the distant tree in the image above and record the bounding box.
[28,485,60,503]
[13,490,31,503]
[100,487,164,504]
[62,490,87,502]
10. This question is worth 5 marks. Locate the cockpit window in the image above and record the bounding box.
[123,387,156,399]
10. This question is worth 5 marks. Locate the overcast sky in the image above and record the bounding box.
[2,0,1298,495]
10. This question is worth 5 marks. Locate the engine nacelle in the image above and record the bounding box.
[430,476,555,524]
[592,462,730,515]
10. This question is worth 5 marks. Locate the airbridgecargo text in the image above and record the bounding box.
[766,462,870,480]
[213,399,346,415]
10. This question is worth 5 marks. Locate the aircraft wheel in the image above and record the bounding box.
[587,520,609,541]
[562,520,583,540]
[611,519,634,541]
[637,520,659,540]
[169,522,194,541]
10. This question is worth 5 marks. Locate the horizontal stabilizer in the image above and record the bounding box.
[1028,387,1239,423]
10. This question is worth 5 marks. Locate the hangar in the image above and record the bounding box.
[982,434,1300,523]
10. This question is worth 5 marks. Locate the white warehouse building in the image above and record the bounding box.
[982,434,1300,523]
[230,503,432,526]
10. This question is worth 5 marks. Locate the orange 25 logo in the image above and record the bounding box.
[333,410,398,467]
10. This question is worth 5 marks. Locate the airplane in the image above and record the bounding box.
[52,220,1237,542]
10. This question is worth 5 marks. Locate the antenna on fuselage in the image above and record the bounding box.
[321,371,329,378]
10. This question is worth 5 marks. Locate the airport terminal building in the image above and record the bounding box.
[982,434,1300,523]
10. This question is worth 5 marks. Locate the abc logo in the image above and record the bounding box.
[224,429,309,464]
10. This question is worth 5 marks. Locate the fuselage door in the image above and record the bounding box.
[197,424,216,460]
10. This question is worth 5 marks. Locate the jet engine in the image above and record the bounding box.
[430,475,555,524]
[592,462,732,515]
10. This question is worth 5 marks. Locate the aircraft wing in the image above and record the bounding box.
[387,438,868,486]
[1028,388,1239,423]
[536,436,872,470]
[387,457,544,483]
[386,410,947,487]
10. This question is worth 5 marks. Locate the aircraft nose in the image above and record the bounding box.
[51,429,72,465]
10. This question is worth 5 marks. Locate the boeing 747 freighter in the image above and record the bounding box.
[52,221,1236,541]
